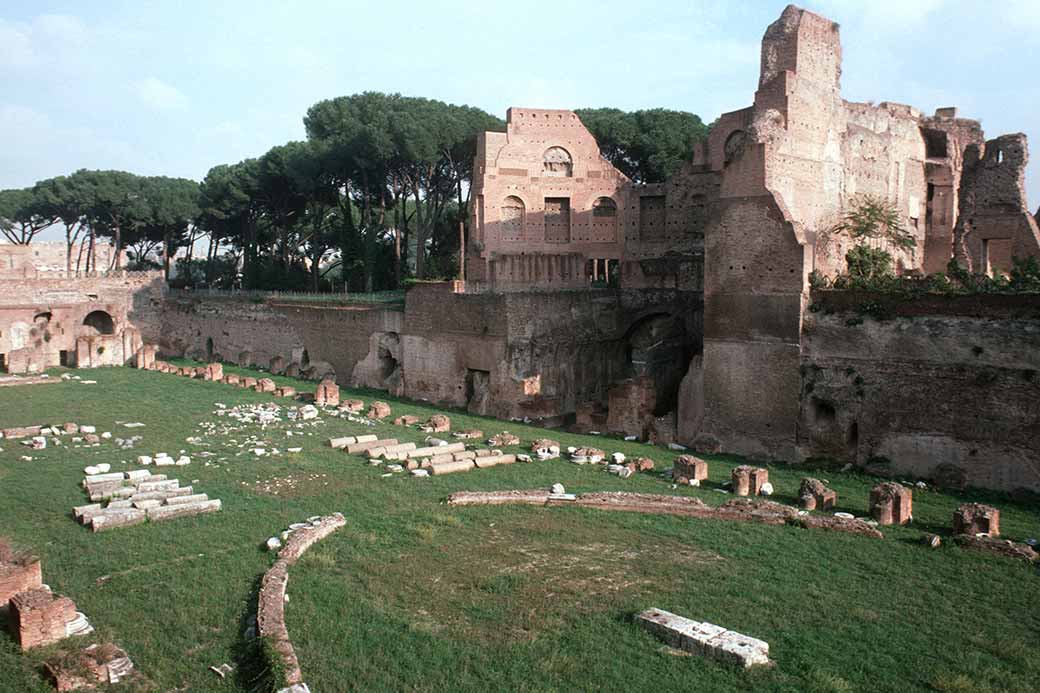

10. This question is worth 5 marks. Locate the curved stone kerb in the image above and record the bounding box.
[257,512,346,687]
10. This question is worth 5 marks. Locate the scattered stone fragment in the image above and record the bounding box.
[393,415,420,426]
[422,414,451,432]
[210,663,235,679]
[366,401,391,419]
[550,483,565,495]
[635,608,771,669]
[45,643,137,691]
[923,534,942,548]
[954,534,1038,562]
[570,446,604,464]
[488,432,520,447]
[532,437,557,457]
[454,429,483,439]
[267,537,282,551]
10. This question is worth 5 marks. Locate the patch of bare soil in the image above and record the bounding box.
[354,513,723,644]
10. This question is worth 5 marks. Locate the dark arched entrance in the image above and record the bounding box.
[82,310,115,335]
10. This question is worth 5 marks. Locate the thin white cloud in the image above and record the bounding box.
[0,14,88,69]
[813,0,947,29]
[137,77,188,111]
[0,20,38,68]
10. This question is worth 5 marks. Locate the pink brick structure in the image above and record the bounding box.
[315,378,340,407]
[672,455,708,485]
[953,503,1000,536]
[8,588,77,650]
[0,543,42,608]
[732,466,769,497]
[255,378,276,393]
[799,478,837,511]
[870,483,913,525]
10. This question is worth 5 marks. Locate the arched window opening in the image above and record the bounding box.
[501,196,525,241]
[592,197,617,217]
[724,130,748,165]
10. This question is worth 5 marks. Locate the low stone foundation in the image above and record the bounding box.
[447,491,883,538]
[258,513,346,689]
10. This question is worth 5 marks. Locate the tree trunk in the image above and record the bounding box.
[65,226,74,275]
[88,227,96,275]
[163,230,171,281]
[458,220,465,280]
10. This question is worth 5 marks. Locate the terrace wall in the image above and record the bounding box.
[800,291,1040,492]
[157,294,402,381]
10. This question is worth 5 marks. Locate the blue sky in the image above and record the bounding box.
[3,0,1038,241]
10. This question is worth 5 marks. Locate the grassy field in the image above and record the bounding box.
[0,364,1038,692]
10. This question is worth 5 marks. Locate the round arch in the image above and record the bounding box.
[82,310,115,335]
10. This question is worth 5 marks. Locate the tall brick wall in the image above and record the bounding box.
[800,292,1040,492]
[157,295,401,382]
[389,282,701,426]
[690,4,1033,463]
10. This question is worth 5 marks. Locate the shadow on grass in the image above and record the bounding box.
[231,573,278,693]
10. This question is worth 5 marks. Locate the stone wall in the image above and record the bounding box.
[366,281,701,429]
[953,133,1040,274]
[158,294,402,382]
[0,240,124,278]
[0,272,164,373]
[800,291,1040,492]
[690,4,1038,465]
[467,108,707,291]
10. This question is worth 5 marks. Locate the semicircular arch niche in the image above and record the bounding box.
[500,196,525,241]
[82,310,115,335]
[543,147,573,177]
[723,130,748,165]
[591,196,618,242]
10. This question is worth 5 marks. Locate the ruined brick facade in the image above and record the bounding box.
[0,271,164,374]
[689,5,1040,468]
[2,5,1036,494]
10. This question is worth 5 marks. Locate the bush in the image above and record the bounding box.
[845,245,894,281]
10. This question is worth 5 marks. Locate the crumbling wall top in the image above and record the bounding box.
[760,5,841,91]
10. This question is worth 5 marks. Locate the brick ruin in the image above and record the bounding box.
[1,5,1037,493]
[0,270,164,374]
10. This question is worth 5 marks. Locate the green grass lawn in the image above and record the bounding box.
[0,365,1038,692]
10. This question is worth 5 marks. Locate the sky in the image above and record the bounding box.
[2,0,1039,242]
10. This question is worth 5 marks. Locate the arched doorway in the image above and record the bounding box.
[621,313,691,416]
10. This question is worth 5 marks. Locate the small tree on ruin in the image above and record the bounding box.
[830,195,915,281]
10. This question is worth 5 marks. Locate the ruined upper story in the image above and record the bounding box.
[694,4,1036,280]
[467,108,712,291]
[0,241,124,279]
